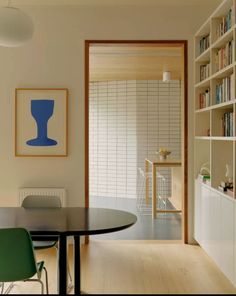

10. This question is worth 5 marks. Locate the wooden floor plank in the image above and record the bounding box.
[6,241,236,294]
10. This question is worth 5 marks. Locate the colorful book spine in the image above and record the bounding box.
[222,111,234,136]
[199,34,210,55]
[215,40,233,72]
[200,63,210,81]
[215,74,234,104]
[216,7,233,39]
[199,88,210,109]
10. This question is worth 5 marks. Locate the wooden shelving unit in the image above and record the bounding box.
[194,0,236,198]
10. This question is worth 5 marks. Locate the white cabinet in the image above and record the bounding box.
[194,180,235,286]
[209,189,221,268]
[220,196,234,283]
[201,185,211,253]
[194,179,202,243]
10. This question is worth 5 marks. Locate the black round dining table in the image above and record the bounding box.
[0,207,137,295]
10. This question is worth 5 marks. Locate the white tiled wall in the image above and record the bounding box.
[89,80,181,199]
[137,80,181,197]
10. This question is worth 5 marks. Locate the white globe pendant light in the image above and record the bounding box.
[0,4,34,47]
[163,71,171,82]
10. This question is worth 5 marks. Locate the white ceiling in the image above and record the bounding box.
[0,0,222,6]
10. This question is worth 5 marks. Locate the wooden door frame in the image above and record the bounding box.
[84,40,188,243]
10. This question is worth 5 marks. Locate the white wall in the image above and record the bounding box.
[0,3,219,242]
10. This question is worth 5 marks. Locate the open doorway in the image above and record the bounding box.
[85,41,188,242]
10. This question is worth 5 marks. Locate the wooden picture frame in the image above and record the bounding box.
[15,88,68,157]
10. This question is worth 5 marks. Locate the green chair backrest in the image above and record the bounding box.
[0,228,37,282]
[22,195,62,209]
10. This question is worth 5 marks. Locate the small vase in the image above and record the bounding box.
[159,155,166,160]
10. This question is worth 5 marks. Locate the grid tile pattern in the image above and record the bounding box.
[137,80,181,197]
[89,80,181,199]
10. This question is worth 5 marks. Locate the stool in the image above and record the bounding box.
[137,168,167,215]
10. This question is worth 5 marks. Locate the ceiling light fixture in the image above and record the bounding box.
[163,71,171,82]
[0,0,34,47]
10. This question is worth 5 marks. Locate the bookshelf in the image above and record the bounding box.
[194,2,236,286]
[194,0,236,198]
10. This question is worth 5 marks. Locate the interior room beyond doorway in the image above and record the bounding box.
[86,41,187,241]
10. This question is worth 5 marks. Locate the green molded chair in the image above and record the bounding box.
[0,227,49,294]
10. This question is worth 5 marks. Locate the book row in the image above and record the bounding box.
[199,88,210,109]
[216,7,233,39]
[222,111,233,137]
[199,34,210,55]
[200,63,210,81]
[215,74,234,104]
[215,40,234,71]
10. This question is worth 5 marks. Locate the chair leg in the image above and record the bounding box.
[1,283,4,294]
[43,267,49,294]
[3,282,15,294]
[38,280,44,294]
[25,279,44,294]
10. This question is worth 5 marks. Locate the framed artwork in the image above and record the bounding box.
[15,88,68,157]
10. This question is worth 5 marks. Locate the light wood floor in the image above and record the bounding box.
[7,241,236,294]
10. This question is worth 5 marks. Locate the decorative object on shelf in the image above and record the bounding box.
[156,148,171,160]
[225,163,233,184]
[218,165,234,195]
[207,128,210,136]
[226,188,234,197]
[198,174,210,182]
[0,1,34,47]
[200,161,210,175]
[163,71,171,82]
[218,180,233,193]
[198,162,210,183]
[15,88,68,157]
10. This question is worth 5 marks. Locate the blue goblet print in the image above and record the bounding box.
[26,99,58,146]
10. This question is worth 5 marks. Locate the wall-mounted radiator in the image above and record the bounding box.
[18,187,66,207]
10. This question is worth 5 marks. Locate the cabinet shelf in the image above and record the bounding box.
[194,63,234,89]
[195,106,212,113]
[211,136,236,140]
[212,63,234,79]
[195,136,211,140]
[210,99,236,109]
[195,77,211,88]
[195,26,235,63]
[195,47,211,63]
[195,99,236,113]
[211,25,235,49]
[195,136,236,140]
